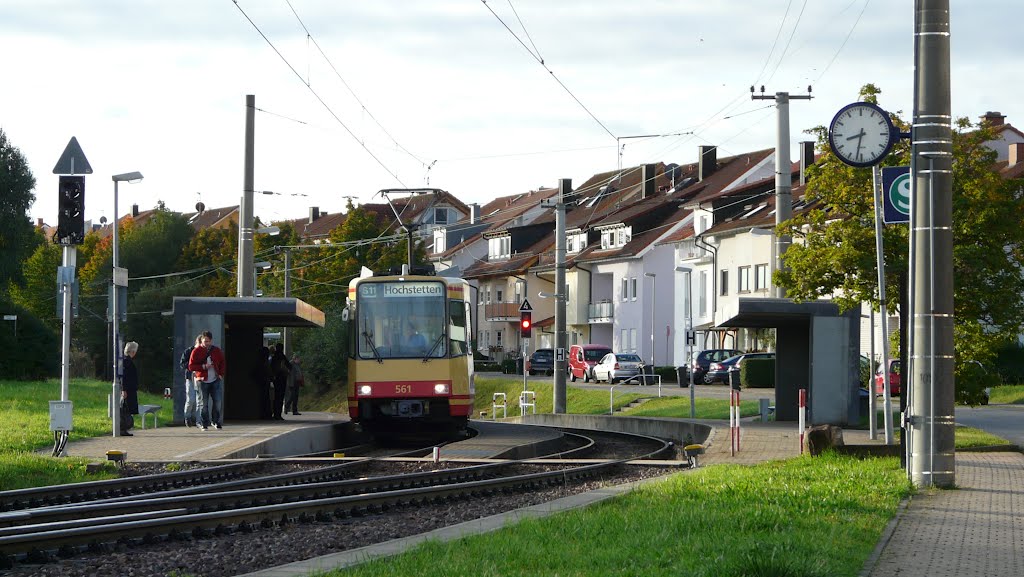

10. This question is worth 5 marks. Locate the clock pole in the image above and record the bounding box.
[751,87,812,298]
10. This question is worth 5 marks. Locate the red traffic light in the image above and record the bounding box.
[520,312,532,337]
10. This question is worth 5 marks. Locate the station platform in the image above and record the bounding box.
[54,412,348,462]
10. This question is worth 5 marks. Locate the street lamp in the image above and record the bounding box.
[676,266,695,417]
[111,171,143,438]
[253,261,272,297]
[644,273,656,369]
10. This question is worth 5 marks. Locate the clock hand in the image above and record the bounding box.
[845,128,866,141]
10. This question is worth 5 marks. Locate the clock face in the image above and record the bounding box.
[828,102,895,167]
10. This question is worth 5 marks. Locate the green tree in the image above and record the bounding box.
[8,239,62,330]
[778,84,1024,403]
[176,222,238,297]
[0,128,39,290]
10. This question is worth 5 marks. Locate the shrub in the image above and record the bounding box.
[0,297,59,380]
[742,358,775,388]
[994,341,1024,385]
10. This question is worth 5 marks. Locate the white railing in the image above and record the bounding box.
[492,392,507,419]
[519,390,536,416]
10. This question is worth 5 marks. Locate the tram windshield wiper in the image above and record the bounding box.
[422,333,445,362]
[362,331,383,364]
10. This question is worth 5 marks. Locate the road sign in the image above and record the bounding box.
[518,299,533,313]
[685,330,696,346]
[52,137,93,175]
[881,166,911,224]
[555,348,566,362]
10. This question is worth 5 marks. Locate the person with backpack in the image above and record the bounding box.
[269,343,291,420]
[179,334,202,427]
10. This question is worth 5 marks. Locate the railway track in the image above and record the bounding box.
[0,425,676,571]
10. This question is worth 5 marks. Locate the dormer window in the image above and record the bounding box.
[434,207,450,224]
[598,225,631,250]
[566,230,587,254]
[487,234,511,259]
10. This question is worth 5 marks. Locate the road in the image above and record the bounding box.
[956,404,1024,446]
[487,372,776,401]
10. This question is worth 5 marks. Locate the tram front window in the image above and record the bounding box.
[356,281,446,360]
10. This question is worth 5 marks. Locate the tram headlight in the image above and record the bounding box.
[434,383,449,395]
[359,385,373,396]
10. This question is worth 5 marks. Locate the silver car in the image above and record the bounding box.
[592,353,645,384]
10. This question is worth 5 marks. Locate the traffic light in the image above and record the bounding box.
[520,311,532,338]
[56,176,86,245]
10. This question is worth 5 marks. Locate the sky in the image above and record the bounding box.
[2,1,1021,228]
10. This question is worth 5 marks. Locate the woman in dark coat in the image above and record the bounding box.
[121,341,140,435]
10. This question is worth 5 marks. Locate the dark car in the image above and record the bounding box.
[705,352,774,385]
[527,348,555,376]
[690,349,743,384]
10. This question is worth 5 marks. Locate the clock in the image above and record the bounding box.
[827,101,896,167]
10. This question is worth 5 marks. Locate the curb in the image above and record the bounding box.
[858,494,912,577]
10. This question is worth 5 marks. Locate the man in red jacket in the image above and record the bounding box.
[188,331,227,430]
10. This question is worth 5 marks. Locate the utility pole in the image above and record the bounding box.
[909,0,954,488]
[238,94,256,297]
[751,87,812,298]
[553,178,569,414]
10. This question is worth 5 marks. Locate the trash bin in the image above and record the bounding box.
[642,364,657,386]
[676,366,688,388]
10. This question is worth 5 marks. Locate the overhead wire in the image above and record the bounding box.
[230,0,408,188]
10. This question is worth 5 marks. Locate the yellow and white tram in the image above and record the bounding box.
[346,271,474,431]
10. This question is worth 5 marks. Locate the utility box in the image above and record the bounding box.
[49,400,74,432]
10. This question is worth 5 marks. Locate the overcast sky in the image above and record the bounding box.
[2,1,1020,227]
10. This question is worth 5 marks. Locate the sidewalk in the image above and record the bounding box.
[865,450,1024,577]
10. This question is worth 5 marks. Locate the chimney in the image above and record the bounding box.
[799,141,816,186]
[698,145,717,181]
[36,217,44,228]
[980,111,1006,126]
[131,204,139,217]
[469,203,480,224]
[641,164,657,199]
[1009,142,1024,166]
[308,206,320,224]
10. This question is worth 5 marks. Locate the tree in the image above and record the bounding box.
[0,128,39,290]
[8,238,62,331]
[778,84,1024,403]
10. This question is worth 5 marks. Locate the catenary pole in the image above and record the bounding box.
[238,94,256,297]
[553,179,569,414]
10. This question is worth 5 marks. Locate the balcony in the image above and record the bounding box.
[587,300,614,324]
[484,301,522,321]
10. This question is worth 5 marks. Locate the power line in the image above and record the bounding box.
[230,0,408,188]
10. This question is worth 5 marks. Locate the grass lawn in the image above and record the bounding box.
[323,453,913,577]
[955,425,1013,448]
[0,378,165,490]
[987,384,1024,405]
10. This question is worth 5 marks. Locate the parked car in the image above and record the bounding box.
[568,344,614,382]
[526,348,554,376]
[705,352,774,384]
[874,359,901,396]
[592,353,645,384]
[691,349,743,384]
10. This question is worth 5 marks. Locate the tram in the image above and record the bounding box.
[345,269,474,432]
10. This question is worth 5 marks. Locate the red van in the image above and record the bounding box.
[568,344,614,383]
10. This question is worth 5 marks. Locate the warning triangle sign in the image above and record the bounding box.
[52,137,93,175]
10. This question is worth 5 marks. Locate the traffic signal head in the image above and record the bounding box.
[56,176,86,245]
[520,311,532,338]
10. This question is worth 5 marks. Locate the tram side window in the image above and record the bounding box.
[449,299,468,356]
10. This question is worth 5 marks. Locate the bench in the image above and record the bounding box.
[138,404,162,429]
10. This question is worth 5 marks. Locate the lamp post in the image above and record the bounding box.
[644,273,656,369]
[676,266,695,417]
[111,171,143,438]
[253,261,272,297]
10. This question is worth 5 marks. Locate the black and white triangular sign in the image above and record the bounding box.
[52,137,93,175]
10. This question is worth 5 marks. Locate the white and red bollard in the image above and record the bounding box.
[163,387,172,400]
[730,389,741,455]
[798,388,807,454]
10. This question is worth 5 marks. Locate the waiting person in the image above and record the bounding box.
[189,331,226,430]
[269,343,291,420]
[284,354,304,416]
[120,341,140,436]
[180,335,203,428]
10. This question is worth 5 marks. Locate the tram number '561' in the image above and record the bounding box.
[395,384,413,394]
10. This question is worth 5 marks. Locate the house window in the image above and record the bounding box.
[738,266,751,293]
[755,264,769,291]
[720,269,729,296]
[496,288,503,303]
[622,278,628,302]
[566,235,575,253]
[488,235,511,259]
[629,328,637,353]
[601,230,614,249]
[434,207,449,224]
[630,277,638,301]
[700,215,709,234]
[699,271,708,315]
[515,281,524,303]
[484,287,491,304]
[621,329,628,351]
[496,330,503,348]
